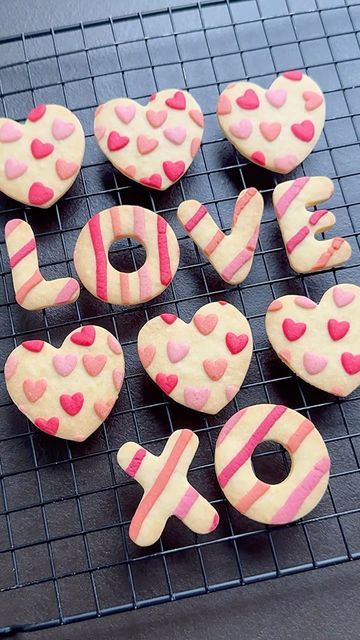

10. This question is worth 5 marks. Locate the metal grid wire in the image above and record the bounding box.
[1,0,360,633]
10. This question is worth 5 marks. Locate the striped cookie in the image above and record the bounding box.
[215,404,330,525]
[273,176,351,273]
[74,205,179,305]
[117,429,219,546]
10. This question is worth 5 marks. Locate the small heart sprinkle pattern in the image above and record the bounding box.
[265,284,360,397]
[4,325,125,441]
[0,104,85,208]
[273,176,351,273]
[217,71,325,174]
[94,89,204,190]
[138,301,253,414]
[177,187,264,284]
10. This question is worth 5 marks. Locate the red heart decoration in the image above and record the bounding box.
[60,392,84,416]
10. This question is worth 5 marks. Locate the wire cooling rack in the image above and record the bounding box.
[1,0,360,634]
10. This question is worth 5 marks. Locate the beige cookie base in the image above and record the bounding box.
[273,176,351,273]
[94,89,203,190]
[0,105,85,208]
[138,301,253,415]
[73,205,180,305]
[217,73,325,174]
[5,325,124,441]
[265,284,360,397]
[215,404,330,525]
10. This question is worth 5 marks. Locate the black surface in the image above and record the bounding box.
[1,0,360,637]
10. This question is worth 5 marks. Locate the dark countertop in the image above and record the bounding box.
[1,1,359,639]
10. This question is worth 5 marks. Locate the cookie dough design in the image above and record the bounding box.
[215,404,330,525]
[138,301,253,414]
[273,177,351,273]
[94,89,204,190]
[177,187,264,284]
[117,429,219,546]
[74,206,179,305]
[0,104,85,208]
[5,219,79,310]
[265,284,360,396]
[5,325,125,441]
[217,71,325,174]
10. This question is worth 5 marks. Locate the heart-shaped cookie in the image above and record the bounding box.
[138,301,253,414]
[94,89,204,190]
[4,325,125,441]
[217,71,325,174]
[265,284,360,396]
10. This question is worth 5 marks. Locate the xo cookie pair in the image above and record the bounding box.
[138,301,252,414]
[74,205,179,305]
[118,430,219,546]
[266,284,360,397]
[215,404,330,525]
[0,104,84,208]
[274,176,351,273]
[5,219,80,310]
[117,404,330,546]
[94,89,204,190]
[4,325,125,441]
[217,71,325,174]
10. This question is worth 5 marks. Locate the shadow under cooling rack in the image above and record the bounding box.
[1,0,360,634]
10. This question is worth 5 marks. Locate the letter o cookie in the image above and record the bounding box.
[215,404,330,525]
[74,205,180,305]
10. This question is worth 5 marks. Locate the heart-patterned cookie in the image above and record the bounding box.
[217,71,325,174]
[4,325,125,441]
[0,104,85,208]
[138,301,253,414]
[265,284,360,396]
[94,89,204,190]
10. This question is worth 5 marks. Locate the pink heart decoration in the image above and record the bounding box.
[266,284,360,397]
[94,89,204,190]
[138,302,253,414]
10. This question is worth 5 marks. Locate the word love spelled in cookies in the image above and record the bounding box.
[117,429,219,546]
[177,187,264,284]
[5,219,80,310]
[5,326,125,441]
[138,301,252,414]
[215,404,330,525]
[217,71,325,174]
[0,104,84,208]
[94,89,204,190]
[266,284,360,396]
[273,176,351,273]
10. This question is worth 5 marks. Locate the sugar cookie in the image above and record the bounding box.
[265,284,360,396]
[5,218,79,310]
[177,187,263,284]
[117,429,219,546]
[215,404,330,525]
[94,89,204,190]
[273,176,351,273]
[74,205,179,305]
[138,301,252,414]
[0,104,84,208]
[217,71,325,174]
[5,325,124,441]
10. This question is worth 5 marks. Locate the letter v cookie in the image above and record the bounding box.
[273,176,351,273]
[177,187,264,284]
[5,219,80,310]
[117,429,219,546]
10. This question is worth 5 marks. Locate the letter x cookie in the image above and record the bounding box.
[117,429,219,546]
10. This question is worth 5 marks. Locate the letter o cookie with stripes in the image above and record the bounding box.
[74,205,180,305]
[215,404,330,525]
[117,429,219,546]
